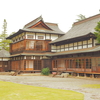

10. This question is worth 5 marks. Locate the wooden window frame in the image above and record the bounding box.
[27,35,34,39]
[38,36,44,40]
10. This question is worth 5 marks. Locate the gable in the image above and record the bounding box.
[29,21,52,30]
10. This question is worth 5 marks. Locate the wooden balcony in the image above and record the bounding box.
[10,39,51,54]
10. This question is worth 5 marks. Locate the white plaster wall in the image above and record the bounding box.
[46,34,50,39]
[0,58,9,61]
[51,34,58,41]
[51,50,56,52]
[94,39,98,46]
[88,44,92,48]
[83,45,87,48]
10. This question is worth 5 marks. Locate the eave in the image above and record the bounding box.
[50,33,95,45]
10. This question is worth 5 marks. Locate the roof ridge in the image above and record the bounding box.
[24,16,43,28]
[73,14,100,26]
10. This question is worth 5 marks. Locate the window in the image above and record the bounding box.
[27,35,34,39]
[98,58,100,66]
[35,56,40,59]
[34,60,42,70]
[53,60,57,68]
[26,56,31,59]
[38,36,44,39]
[4,62,8,67]
[29,41,34,49]
[0,62,2,67]
[36,41,43,51]
[26,41,35,49]
[86,59,91,69]
[76,59,80,68]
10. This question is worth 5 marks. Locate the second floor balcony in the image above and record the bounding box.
[10,39,51,55]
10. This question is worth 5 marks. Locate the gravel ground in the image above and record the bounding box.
[0,75,100,100]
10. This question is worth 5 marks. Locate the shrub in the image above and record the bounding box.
[41,67,50,75]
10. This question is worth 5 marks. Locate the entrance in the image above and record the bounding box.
[26,61,34,70]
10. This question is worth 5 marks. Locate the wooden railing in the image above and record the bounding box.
[10,39,51,54]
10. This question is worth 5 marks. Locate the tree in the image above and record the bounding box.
[76,14,86,21]
[0,19,11,51]
[94,21,100,43]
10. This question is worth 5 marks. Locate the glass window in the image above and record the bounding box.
[61,45,64,48]
[69,47,73,50]
[76,59,79,68]
[83,41,87,44]
[74,42,77,46]
[83,45,87,48]
[38,36,44,39]
[61,49,64,51]
[27,35,34,39]
[74,46,77,50]
[65,44,68,47]
[88,44,92,48]
[78,42,82,45]
[78,45,82,49]
[65,48,68,51]
[88,39,92,44]
[69,43,73,47]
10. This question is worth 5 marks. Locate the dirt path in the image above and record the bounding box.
[0,75,100,100]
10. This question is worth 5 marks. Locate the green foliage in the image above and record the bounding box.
[41,67,50,75]
[94,21,100,43]
[0,39,12,51]
[76,14,86,21]
[0,81,84,100]
[0,19,12,51]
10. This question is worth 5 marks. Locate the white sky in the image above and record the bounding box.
[0,0,100,35]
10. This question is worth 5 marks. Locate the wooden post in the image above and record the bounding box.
[92,74,94,78]
[84,73,86,77]
[77,73,79,77]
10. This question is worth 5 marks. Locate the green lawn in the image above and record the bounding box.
[82,84,100,88]
[0,81,84,100]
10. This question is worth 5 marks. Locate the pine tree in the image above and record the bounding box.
[94,21,100,43]
[76,14,86,21]
[0,19,11,51]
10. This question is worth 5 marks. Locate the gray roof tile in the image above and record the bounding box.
[0,49,10,57]
[50,14,100,44]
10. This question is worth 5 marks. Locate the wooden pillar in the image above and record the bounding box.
[92,74,94,78]
[77,73,79,77]
[84,73,86,77]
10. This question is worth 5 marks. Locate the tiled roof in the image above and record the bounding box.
[50,14,100,44]
[7,16,65,39]
[0,49,10,57]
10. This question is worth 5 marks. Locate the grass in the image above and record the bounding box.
[0,81,84,100]
[82,84,100,88]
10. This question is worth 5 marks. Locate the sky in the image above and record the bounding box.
[0,0,100,35]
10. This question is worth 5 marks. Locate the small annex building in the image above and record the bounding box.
[0,49,10,71]
[3,14,100,77]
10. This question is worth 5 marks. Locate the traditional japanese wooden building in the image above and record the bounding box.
[6,16,65,72]
[6,14,100,77]
[50,14,100,77]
